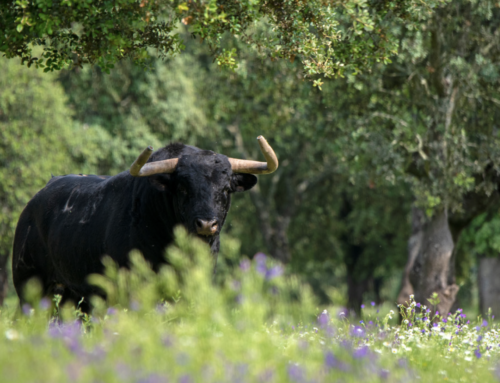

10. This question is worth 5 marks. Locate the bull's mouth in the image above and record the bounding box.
[196,234,217,244]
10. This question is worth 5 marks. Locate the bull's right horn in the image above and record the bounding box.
[228,136,279,175]
[130,147,179,177]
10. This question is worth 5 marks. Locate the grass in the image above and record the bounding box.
[1,228,499,382]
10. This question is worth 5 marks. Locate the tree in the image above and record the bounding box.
[0,57,116,304]
[457,212,500,316]
[1,0,447,79]
[318,0,500,314]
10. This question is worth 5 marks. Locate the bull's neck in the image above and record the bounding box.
[131,177,177,248]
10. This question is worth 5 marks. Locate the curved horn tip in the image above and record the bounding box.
[147,146,154,151]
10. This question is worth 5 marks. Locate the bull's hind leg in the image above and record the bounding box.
[12,222,52,308]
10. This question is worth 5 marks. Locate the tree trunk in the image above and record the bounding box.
[268,216,291,263]
[478,257,500,317]
[397,207,425,306]
[0,253,9,305]
[409,209,459,314]
[248,189,292,263]
[347,274,370,316]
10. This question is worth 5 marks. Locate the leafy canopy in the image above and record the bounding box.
[1,0,447,78]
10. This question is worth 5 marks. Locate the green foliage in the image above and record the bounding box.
[1,0,448,78]
[0,56,123,269]
[58,54,210,173]
[459,212,500,259]
[0,57,74,256]
[314,0,500,215]
[1,232,499,382]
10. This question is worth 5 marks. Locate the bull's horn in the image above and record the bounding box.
[228,136,279,174]
[129,146,179,177]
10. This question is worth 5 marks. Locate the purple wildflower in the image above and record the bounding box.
[239,258,251,272]
[325,352,337,369]
[442,318,448,323]
[435,311,439,316]
[353,346,369,359]
[379,369,390,380]
[361,304,365,309]
[371,301,375,306]
[107,307,117,316]
[22,304,32,316]
[48,321,81,339]
[254,253,267,275]
[156,303,167,314]
[39,298,51,310]
[398,358,408,368]
[416,303,421,308]
[474,348,482,359]
[161,335,174,347]
[317,310,330,329]
[482,319,488,327]
[265,265,283,280]
[48,321,84,356]
[287,364,304,382]
[350,326,365,338]
[178,375,193,383]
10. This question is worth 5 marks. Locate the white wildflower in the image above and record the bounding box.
[5,329,19,340]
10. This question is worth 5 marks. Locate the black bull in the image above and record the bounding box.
[12,137,278,308]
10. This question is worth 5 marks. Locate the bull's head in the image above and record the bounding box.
[129,136,278,242]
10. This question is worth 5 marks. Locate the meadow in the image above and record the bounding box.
[1,228,499,383]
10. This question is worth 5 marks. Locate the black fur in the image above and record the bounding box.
[12,143,257,309]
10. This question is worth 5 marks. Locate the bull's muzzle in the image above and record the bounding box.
[195,219,218,236]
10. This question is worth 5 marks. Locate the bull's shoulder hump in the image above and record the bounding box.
[47,174,110,185]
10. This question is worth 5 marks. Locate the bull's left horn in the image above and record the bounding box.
[228,136,279,174]
[130,146,179,177]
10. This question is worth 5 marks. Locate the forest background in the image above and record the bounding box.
[2,0,500,317]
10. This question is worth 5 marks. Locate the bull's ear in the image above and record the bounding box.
[231,174,257,192]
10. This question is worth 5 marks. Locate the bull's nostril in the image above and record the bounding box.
[195,218,218,236]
